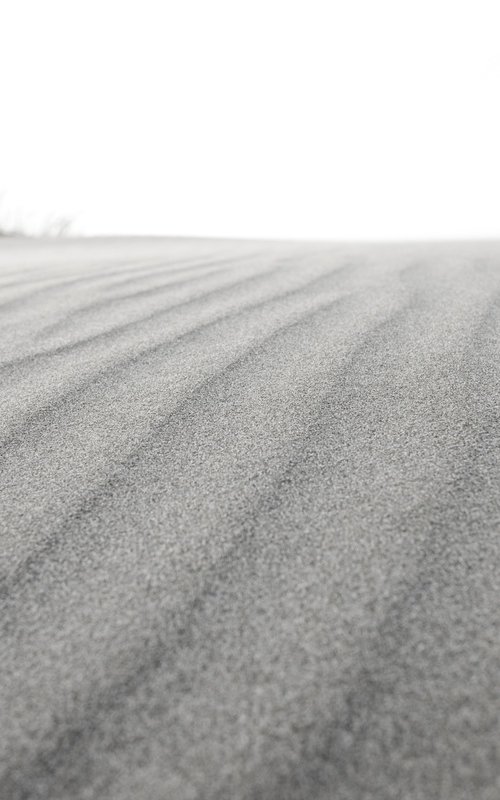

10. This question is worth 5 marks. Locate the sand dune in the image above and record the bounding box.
[1,237,500,799]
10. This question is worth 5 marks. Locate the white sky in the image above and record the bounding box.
[1,0,499,239]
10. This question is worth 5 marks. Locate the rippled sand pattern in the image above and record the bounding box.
[1,237,500,799]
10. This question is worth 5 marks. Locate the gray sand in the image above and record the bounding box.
[1,237,499,800]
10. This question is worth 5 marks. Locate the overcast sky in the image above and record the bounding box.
[2,0,499,239]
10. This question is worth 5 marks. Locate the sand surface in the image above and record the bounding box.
[1,237,500,799]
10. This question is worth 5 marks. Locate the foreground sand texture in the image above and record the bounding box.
[1,237,500,799]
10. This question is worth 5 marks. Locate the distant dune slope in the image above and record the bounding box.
[1,238,499,800]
